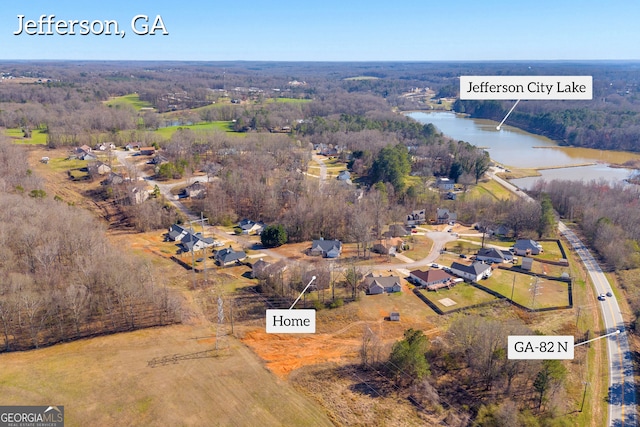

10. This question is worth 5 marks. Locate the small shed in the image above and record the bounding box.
[389,312,400,322]
[521,257,534,271]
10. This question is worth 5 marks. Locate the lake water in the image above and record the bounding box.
[407,111,637,189]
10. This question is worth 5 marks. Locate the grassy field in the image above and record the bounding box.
[155,121,235,139]
[466,179,518,200]
[0,325,333,427]
[536,240,566,261]
[105,93,154,111]
[402,235,434,261]
[266,97,312,104]
[5,128,48,144]
[418,283,499,313]
[483,268,570,309]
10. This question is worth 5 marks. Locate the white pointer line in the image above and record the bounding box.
[289,276,316,309]
[496,99,521,130]
[574,329,621,347]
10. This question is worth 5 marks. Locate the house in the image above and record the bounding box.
[125,143,141,151]
[238,219,265,235]
[436,177,454,191]
[129,186,150,205]
[140,146,156,156]
[476,247,514,264]
[180,232,214,253]
[337,170,351,181]
[101,172,124,186]
[96,142,116,151]
[436,208,457,224]
[513,239,543,256]
[149,155,169,165]
[389,312,400,321]
[215,246,247,266]
[492,224,511,236]
[310,239,342,258]
[410,269,455,290]
[406,209,426,226]
[251,259,271,279]
[40,156,49,164]
[88,162,111,176]
[75,146,97,161]
[363,274,402,295]
[372,237,405,256]
[167,224,190,241]
[385,224,410,238]
[450,261,492,282]
[185,181,207,199]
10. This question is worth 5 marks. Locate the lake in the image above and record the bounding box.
[407,111,638,189]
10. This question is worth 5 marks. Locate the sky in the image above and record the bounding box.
[1,0,639,61]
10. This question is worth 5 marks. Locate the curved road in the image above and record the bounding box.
[559,222,637,426]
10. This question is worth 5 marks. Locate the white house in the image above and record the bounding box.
[450,261,492,282]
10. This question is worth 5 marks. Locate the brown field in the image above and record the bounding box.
[0,324,333,427]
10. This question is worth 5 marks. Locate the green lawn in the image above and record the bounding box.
[155,121,235,139]
[466,179,517,200]
[48,157,88,172]
[267,97,312,104]
[482,268,570,309]
[418,283,499,313]
[105,93,154,111]
[5,128,48,145]
[536,240,565,261]
[402,235,434,261]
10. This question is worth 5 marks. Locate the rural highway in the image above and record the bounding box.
[559,222,637,426]
[489,169,636,425]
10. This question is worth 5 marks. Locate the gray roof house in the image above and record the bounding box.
[167,224,190,241]
[215,247,247,266]
[363,274,402,295]
[513,239,543,256]
[476,247,514,264]
[310,239,342,258]
[239,219,265,235]
[436,208,457,224]
[450,261,492,282]
[180,232,214,253]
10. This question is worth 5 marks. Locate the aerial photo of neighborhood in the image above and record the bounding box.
[0,1,639,426]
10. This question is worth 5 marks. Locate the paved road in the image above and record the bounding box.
[491,170,637,425]
[559,222,637,426]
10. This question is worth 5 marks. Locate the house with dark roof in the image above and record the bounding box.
[251,259,271,279]
[310,239,342,258]
[476,247,514,264]
[513,239,543,256]
[362,274,402,295]
[385,224,410,238]
[185,181,207,199]
[180,232,214,253]
[450,261,492,282]
[410,269,455,290]
[238,219,265,235]
[167,224,190,241]
[372,238,405,256]
[215,247,247,266]
[406,209,426,226]
[436,208,457,224]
